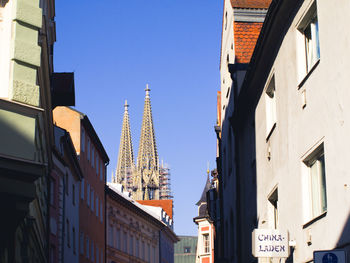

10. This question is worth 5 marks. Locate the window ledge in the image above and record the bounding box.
[298,59,320,89]
[302,211,327,229]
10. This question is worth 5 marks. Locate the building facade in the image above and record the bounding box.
[53,106,109,263]
[214,0,271,262]
[174,236,197,263]
[0,0,69,261]
[106,183,178,263]
[194,171,215,263]
[215,0,350,262]
[50,126,83,263]
[251,0,350,261]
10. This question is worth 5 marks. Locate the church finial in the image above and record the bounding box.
[207,161,210,176]
[124,100,129,110]
[145,84,150,98]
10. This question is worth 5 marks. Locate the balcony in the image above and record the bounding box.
[0,98,46,183]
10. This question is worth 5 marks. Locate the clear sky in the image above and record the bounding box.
[54,0,223,236]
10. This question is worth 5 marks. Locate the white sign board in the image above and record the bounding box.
[314,250,346,263]
[252,229,289,258]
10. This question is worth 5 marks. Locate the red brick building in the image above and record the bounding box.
[53,107,109,263]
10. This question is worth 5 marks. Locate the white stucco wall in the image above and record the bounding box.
[195,219,214,263]
[220,0,235,124]
[255,0,350,262]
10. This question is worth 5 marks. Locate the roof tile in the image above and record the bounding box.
[231,0,271,9]
[234,22,263,63]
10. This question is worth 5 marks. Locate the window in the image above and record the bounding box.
[184,246,191,253]
[298,2,320,75]
[123,232,128,252]
[65,173,69,195]
[268,188,278,229]
[80,232,84,254]
[148,244,150,262]
[116,228,121,250]
[100,164,103,181]
[91,188,94,212]
[92,147,95,168]
[96,156,99,175]
[86,237,89,259]
[153,246,156,263]
[203,234,210,254]
[66,219,70,247]
[130,235,134,255]
[142,241,145,259]
[87,183,90,206]
[108,225,113,246]
[81,179,84,200]
[72,184,75,205]
[265,75,277,139]
[50,179,55,206]
[96,247,99,263]
[136,238,139,258]
[81,129,85,152]
[303,144,327,221]
[96,196,99,217]
[87,139,90,161]
[73,227,76,254]
[100,201,103,223]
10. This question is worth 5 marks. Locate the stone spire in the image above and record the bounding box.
[114,100,135,191]
[133,85,160,200]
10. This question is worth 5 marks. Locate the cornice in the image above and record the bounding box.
[234,8,267,22]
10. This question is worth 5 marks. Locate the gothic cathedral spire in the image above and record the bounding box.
[114,100,135,191]
[133,85,160,200]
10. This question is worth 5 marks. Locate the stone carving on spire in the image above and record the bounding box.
[115,100,135,192]
[133,85,160,200]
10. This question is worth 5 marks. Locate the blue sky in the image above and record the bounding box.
[54,0,223,236]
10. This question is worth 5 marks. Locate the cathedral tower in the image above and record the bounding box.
[115,85,171,200]
[133,85,160,200]
[114,100,135,191]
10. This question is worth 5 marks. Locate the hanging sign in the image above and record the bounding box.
[314,250,346,263]
[252,229,289,258]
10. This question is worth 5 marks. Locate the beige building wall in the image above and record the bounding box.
[107,184,160,263]
[255,0,350,262]
[53,106,82,154]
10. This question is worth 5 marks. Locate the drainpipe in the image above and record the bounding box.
[61,175,66,263]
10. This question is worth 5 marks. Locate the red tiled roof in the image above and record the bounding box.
[231,0,271,9]
[234,22,263,63]
[137,200,173,219]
